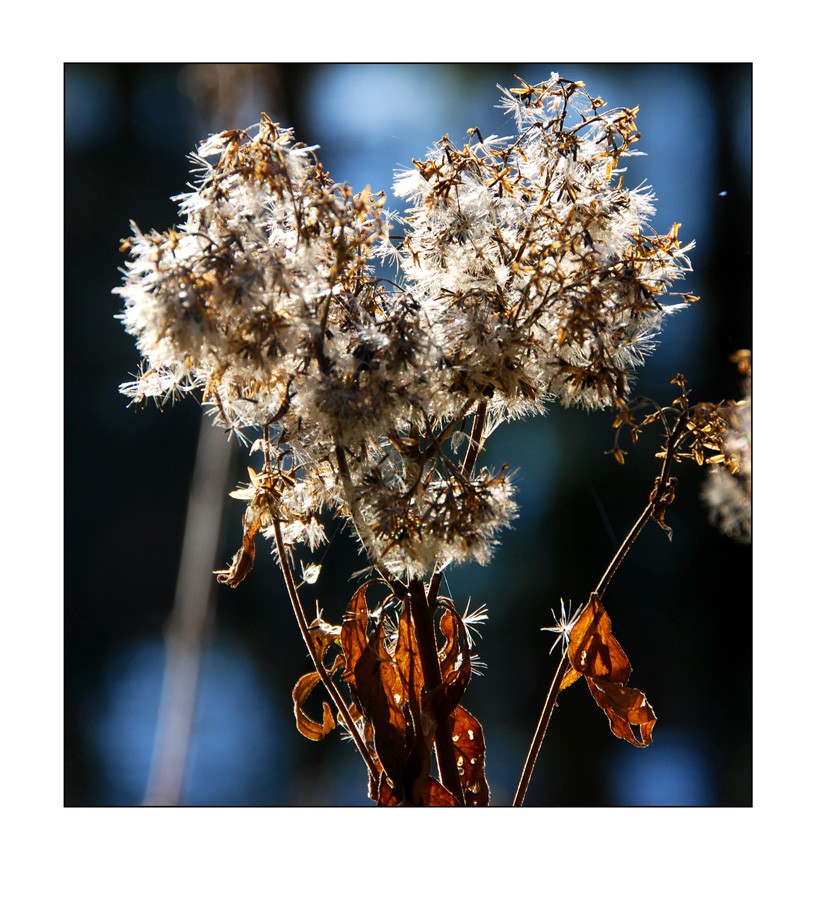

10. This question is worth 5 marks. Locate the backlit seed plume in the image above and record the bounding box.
[703,352,751,542]
[390,74,694,416]
[116,76,694,578]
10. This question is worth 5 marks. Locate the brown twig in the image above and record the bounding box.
[513,652,570,808]
[333,441,400,590]
[594,409,689,602]
[462,400,489,480]
[426,400,489,610]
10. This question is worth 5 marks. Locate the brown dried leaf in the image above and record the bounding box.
[372,769,457,807]
[420,777,458,806]
[586,679,656,747]
[214,516,261,587]
[422,606,472,739]
[393,601,425,710]
[340,582,372,692]
[349,699,374,746]
[440,605,472,699]
[354,620,409,797]
[393,603,434,804]
[568,593,631,684]
[373,771,401,807]
[449,706,489,806]
[438,606,470,685]
[567,593,656,748]
[292,671,336,741]
[307,615,342,661]
[400,707,434,806]
[559,665,582,691]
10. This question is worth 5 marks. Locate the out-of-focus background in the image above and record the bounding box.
[65,62,751,807]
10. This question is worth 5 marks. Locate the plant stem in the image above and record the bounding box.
[332,403,489,804]
[513,652,570,807]
[271,517,378,781]
[415,402,488,803]
[334,441,399,590]
[513,410,690,806]
[426,400,488,610]
[407,579,466,805]
[594,409,688,602]
[462,400,488,478]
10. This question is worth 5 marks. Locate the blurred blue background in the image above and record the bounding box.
[65,63,751,807]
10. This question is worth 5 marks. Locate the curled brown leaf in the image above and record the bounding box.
[566,593,656,747]
[423,604,472,732]
[214,515,261,587]
[586,679,656,747]
[292,671,337,741]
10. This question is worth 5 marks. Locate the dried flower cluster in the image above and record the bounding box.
[702,351,752,542]
[391,79,695,414]
[116,74,694,581]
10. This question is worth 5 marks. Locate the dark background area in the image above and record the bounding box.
[65,63,751,807]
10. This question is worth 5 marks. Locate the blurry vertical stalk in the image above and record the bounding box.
[142,64,286,805]
[142,417,233,805]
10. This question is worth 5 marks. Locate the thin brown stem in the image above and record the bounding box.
[333,442,399,590]
[513,652,570,807]
[271,516,378,781]
[406,579,466,805]
[462,400,489,479]
[594,500,654,603]
[595,409,689,602]
[415,399,476,469]
[426,400,489,611]
[513,409,691,806]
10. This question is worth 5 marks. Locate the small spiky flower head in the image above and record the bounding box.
[540,599,584,656]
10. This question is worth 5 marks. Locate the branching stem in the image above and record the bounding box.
[513,409,690,806]
[594,409,689,603]
[462,400,489,479]
[427,400,489,610]
[334,442,400,591]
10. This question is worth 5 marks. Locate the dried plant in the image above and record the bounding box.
[116,74,749,805]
